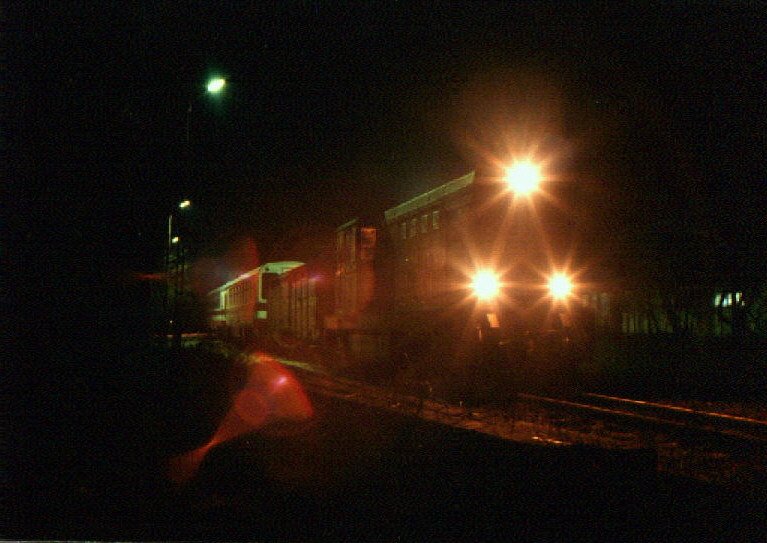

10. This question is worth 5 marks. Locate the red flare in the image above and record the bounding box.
[167,352,313,483]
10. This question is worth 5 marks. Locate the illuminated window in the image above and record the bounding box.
[420,214,428,233]
[410,218,417,238]
[401,222,407,240]
[486,313,500,328]
[713,292,742,307]
[432,210,439,229]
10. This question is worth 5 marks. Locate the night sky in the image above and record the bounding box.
[7,1,767,332]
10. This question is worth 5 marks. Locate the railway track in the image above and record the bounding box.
[517,392,767,448]
[267,355,766,486]
[295,366,767,450]
[583,393,767,440]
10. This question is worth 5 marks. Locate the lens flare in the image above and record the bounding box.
[471,270,500,301]
[168,353,313,484]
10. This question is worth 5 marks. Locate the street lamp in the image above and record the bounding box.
[186,77,227,145]
[167,199,192,260]
[166,200,192,340]
[206,77,226,94]
[165,77,226,342]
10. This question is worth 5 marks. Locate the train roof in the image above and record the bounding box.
[208,261,304,295]
[383,171,475,224]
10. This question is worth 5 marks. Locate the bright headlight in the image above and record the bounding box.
[548,272,573,300]
[472,270,500,301]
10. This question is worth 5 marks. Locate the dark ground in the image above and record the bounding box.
[9,369,767,542]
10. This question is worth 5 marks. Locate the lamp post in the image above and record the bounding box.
[186,77,226,148]
[166,77,226,342]
[166,200,191,341]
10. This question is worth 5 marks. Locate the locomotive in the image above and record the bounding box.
[209,167,605,390]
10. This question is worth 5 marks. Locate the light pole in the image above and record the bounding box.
[166,77,226,342]
[166,200,191,340]
[186,77,226,149]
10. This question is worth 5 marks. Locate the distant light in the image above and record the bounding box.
[548,273,573,300]
[206,77,226,94]
[172,236,180,244]
[179,200,191,209]
[505,161,542,195]
[472,270,500,301]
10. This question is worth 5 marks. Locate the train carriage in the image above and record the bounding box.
[207,261,303,338]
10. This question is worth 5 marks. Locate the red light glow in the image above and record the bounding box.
[168,353,313,483]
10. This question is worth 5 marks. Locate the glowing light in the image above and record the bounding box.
[548,272,573,300]
[179,199,191,209]
[472,270,500,301]
[171,236,179,244]
[206,77,226,94]
[505,160,542,195]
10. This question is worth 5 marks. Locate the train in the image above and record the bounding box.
[207,168,611,392]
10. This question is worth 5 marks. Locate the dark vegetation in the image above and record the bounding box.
[583,335,767,401]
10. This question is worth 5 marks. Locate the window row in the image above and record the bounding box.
[400,210,440,240]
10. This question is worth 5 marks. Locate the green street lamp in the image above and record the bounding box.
[186,76,228,144]
[206,77,226,94]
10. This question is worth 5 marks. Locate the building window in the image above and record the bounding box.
[432,210,439,230]
[410,218,417,238]
[420,214,428,233]
[714,292,742,307]
[401,221,407,240]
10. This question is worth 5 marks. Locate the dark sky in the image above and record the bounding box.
[7,1,767,293]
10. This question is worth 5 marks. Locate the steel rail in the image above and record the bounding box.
[517,392,767,447]
[584,393,767,431]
